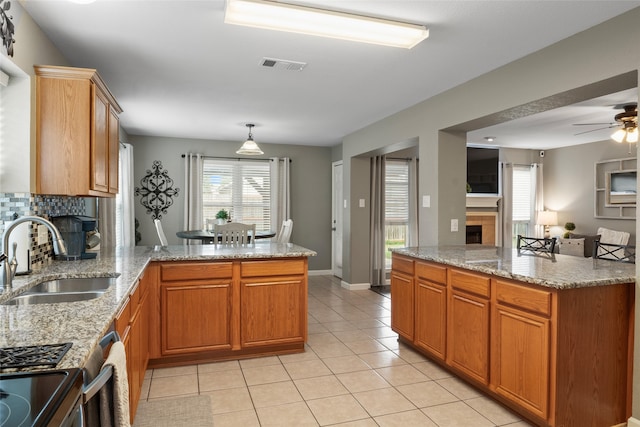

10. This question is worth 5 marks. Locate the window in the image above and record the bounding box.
[385,160,409,268]
[203,159,271,231]
[512,165,532,244]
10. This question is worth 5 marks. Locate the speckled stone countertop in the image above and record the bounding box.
[393,246,636,289]
[0,243,316,373]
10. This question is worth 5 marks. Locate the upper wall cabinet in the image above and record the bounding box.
[34,65,123,197]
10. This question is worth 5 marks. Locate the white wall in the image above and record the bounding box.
[340,8,640,286]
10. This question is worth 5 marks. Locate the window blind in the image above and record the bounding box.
[512,166,532,221]
[202,159,271,231]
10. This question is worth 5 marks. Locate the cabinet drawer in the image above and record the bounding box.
[495,279,552,316]
[241,259,305,277]
[392,255,414,276]
[450,269,490,298]
[416,262,446,285]
[161,262,233,281]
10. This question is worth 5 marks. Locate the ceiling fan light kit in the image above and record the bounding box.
[610,104,638,144]
[236,123,264,155]
[224,0,429,49]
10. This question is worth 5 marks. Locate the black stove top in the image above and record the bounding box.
[0,368,83,427]
[0,343,72,370]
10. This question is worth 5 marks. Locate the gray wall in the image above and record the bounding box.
[129,135,332,271]
[544,139,636,242]
[340,8,640,286]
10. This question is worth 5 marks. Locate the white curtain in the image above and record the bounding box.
[183,153,203,245]
[370,156,386,286]
[270,157,291,232]
[532,163,544,237]
[116,143,135,246]
[501,163,514,247]
[407,158,419,247]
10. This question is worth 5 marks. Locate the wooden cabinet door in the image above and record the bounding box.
[492,305,549,419]
[91,86,110,193]
[108,106,120,193]
[128,302,142,422]
[447,290,490,384]
[161,280,233,355]
[414,279,446,360]
[241,276,306,347]
[391,271,414,341]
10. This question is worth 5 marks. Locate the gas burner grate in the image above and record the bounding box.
[0,342,72,369]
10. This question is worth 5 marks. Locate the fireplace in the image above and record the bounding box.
[466,225,483,244]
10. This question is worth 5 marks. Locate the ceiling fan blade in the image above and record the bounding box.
[574,125,617,136]
[573,122,616,126]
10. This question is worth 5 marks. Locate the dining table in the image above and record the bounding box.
[176,229,276,244]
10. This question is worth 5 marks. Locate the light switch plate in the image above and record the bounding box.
[359,199,365,208]
[451,219,458,232]
[423,195,430,208]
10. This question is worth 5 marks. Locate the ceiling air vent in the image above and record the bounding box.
[260,57,307,71]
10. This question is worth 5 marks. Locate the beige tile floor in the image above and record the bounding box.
[136,275,535,426]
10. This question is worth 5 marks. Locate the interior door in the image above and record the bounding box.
[332,161,343,278]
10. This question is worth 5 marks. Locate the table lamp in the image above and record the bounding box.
[537,211,558,239]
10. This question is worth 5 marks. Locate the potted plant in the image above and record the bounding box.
[215,209,229,224]
[563,222,576,238]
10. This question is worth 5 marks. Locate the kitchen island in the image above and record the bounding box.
[0,242,316,421]
[391,246,635,427]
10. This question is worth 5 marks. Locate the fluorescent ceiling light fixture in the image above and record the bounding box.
[224,0,429,49]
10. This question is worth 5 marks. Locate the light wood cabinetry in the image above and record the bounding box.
[491,280,551,420]
[240,260,307,348]
[390,255,414,341]
[391,252,633,427]
[150,258,308,366]
[447,269,490,385]
[414,262,447,360]
[113,267,151,423]
[34,65,122,197]
[159,262,234,355]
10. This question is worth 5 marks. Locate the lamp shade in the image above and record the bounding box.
[236,123,264,155]
[536,210,558,226]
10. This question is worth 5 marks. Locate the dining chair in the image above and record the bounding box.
[213,222,255,246]
[153,219,169,246]
[593,241,635,263]
[276,219,293,244]
[517,235,557,253]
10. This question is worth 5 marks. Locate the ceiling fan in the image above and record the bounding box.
[573,103,638,141]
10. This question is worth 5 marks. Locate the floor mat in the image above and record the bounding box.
[133,394,213,427]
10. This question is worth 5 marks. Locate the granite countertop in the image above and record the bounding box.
[0,242,316,372]
[394,245,636,289]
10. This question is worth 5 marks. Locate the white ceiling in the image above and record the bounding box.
[20,0,640,149]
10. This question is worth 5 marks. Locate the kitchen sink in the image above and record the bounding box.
[0,276,117,306]
[29,277,116,293]
[2,291,106,306]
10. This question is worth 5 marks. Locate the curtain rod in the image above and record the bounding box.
[181,154,291,162]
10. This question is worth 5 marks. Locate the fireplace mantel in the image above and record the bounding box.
[466,194,502,208]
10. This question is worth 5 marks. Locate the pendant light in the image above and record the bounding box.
[236,123,264,155]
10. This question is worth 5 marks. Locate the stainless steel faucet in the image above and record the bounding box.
[1,216,68,291]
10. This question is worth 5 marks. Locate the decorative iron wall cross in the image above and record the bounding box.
[135,161,180,220]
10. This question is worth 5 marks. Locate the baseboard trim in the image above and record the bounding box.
[309,269,333,276]
[628,416,640,427]
[341,280,371,291]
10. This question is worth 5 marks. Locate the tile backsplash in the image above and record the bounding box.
[0,193,87,270]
